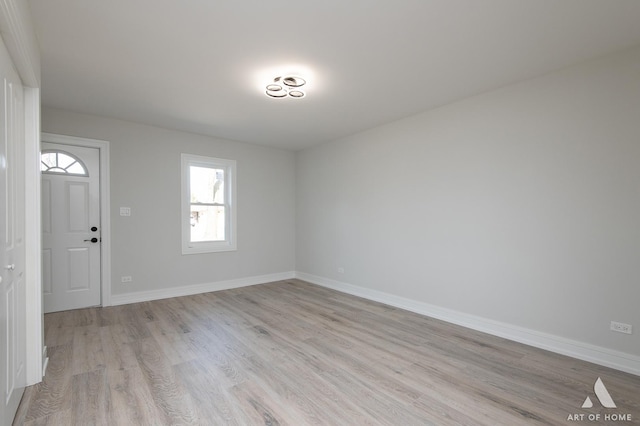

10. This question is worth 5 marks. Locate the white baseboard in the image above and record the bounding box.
[295,272,640,377]
[109,271,296,306]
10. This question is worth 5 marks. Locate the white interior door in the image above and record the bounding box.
[42,143,101,313]
[0,34,26,426]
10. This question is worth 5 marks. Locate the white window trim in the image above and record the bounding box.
[181,153,237,254]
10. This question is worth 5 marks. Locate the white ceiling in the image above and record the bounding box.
[27,0,640,150]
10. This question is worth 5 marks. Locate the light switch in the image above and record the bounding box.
[120,207,131,216]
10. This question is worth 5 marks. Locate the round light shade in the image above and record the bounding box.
[266,87,287,98]
[282,76,306,87]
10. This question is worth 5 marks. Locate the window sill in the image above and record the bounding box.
[182,242,237,255]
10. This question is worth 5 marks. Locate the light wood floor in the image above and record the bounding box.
[13,280,640,425]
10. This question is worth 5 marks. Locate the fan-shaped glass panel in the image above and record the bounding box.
[41,150,88,176]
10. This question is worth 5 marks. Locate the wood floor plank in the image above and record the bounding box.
[71,325,106,375]
[116,305,153,342]
[43,311,74,348]
[228,379,301,426]
[21,344,73,422]
[11,385,33,426]
[15,279,640,425]
[71,308,97,327]
[70,369,109,425]
[95,305,125,327]
[173,359,245,425]
[99,325,139,372]
[241,350,380,425]
[22,408,72,426]
[130,337,200,425]
[106,366,166,425]
[146,320,200,366]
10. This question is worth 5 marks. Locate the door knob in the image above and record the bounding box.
[5,264,15,270]
[84,238,99,243]
[91,226,98,232]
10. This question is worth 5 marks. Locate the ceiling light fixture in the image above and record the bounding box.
[266,75,306,99]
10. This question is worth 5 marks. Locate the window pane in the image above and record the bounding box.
[57,153,75,169]
[66,162,86,174]
[41,153,56,169]
[190,166,224,204]
[190,205,225,242]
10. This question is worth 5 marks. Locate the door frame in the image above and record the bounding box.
[0,0,44,386]
[41,133,112,307]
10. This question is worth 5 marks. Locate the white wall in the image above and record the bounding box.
[40,45,640,371]
[42,108,296,297]
[296,46,640,359]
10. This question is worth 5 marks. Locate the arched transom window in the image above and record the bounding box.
[41,150,88,176]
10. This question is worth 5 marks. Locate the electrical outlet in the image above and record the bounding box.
[121,276,132,283]
[120,207,131,216]
[610,321,632,334]
[337,267,345,274]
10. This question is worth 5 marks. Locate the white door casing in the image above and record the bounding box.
[0,33,26,426]
[42,143,101,313]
